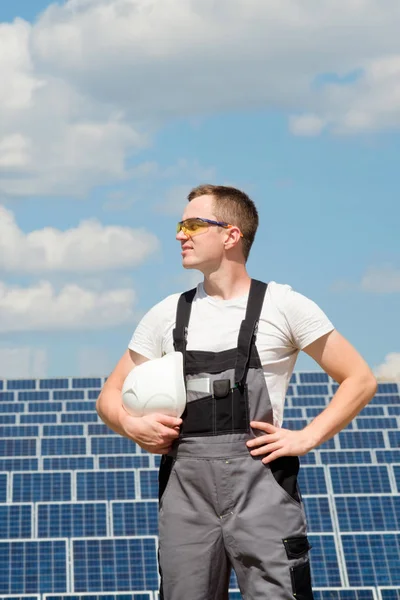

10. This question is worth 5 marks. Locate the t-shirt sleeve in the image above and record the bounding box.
[128,295,178,360]
[281,286,335,350]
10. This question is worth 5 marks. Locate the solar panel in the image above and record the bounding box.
[28,403,62,413]
[371,395,400,405]
[40,379,69,390]
[330,465,391,494]
[308,534,342,587]
[0,505,32,538]
[12,472,72,502]
[72,378,102,389]
[0,392,15,402]
[66,401,97,412]
[356,418,398,430]
[19,392,50,401]
[303,496,333,532]
[0,540,67,593]
[43,425,84,437]
[282,408,304,418]
[76,471,136,501]
[393,466,400,492]
[72,537,158,591]
[281,418,308,430]
[99,455,151,470]
[138,469,158,499]
[7,379,36,390]
[0,402,24,413]
[21,414,58,424]
[377,383,398,394]
[91,437,139,455]
[380,589,400,599]
[299,452,317,465]
[87,390,102,399]
[0,458,38,471]
[0,439,37,457]
[62,413,99,423]
[298,466,327,495]
[41,438,86,456]
[53,391,85,400]
[88,424,117,436]
[112,501,159,536]
[297,384,330,396]
[338,431,386,449]
[0,425,39,438]
[389,407,400,415]
[359,406,385,416]
[0,415,16,424]
[37,502,107,538]
[377,451,400,464]
[44,595,153,600]
[300,373,329,383]
[342,533,400,586]
[336,496,400,532]
[292,396,328,407]
[0,473,8,501]
[43,457,94,471]
[389,432,400,449]
[312,590,376,599]
[320,451,372,465]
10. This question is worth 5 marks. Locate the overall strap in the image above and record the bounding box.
[234,279,268,385]
[172,288,197,356]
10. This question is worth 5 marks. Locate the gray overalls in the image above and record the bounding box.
[158,280,314,600]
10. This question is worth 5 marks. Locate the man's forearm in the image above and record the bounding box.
[302,373,377,449]
[96,387,130,438]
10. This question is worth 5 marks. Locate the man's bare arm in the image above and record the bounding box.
[247,330,377,462]
[96,349,182,454]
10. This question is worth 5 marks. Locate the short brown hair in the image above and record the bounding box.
[187,184,258,261]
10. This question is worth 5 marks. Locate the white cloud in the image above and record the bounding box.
[1,0,400,197]
[0,346,48,378]
[374,352,400,381]
[0,280,137,332]
[0,205,160,273]
[332,265,400,294]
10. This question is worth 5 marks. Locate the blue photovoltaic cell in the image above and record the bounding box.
[342,533,400,586]
[139,470,158,499]
[0,473,7,502]
[330,465,391,494]
[377,383,398,394]
[393,466,400,492]
[313,591,375,599]
[292,397,328,407]
[0,380,3,389]
[359,405,385,416]
[0,504,32,538]
[76,471,136,500]
[282,418,308,430]
[299,452,317,465]
[0,402,24,413]
[319,451,372,465]
[43,425,84,437]
[0,439,37,457]
[338,431,385,449]
[87,389,102,399]
[308,534,342,587]
[53,390,85,400]
[290,373,297,384]
[286,385,294,396]
[0,415,16,424]
[99,455,151,469]
[297,385,329,396]
[73,538,158,591]
[88,424,117,436]
[303,497,333,532]
[300,373,329,383]
[389,431,400,449]
[0,391,15,401]
[37,502,107,537]
[229,592,242,600]
[62,412,99,423]
[0,597,40,600]
[336,496,400,532]
[43,457,94,470]
[72,378,102,389]
[45,595,153,600]
[21,414,57,424]
[112,501,159,536]
[282,408,304,418]
[356,417,398,430]
[0,540,67,593]
[389,406,400,415]
[91,437,139,455]
[154,456,162,467]
[18,392,50,401]
[377,451,400,463]
[0,425,38,438]
[66,401,97,412]
[28,402,62,413]
[0,458,38,472]
[380,589,400,600]
[7,379,36,390]
[371,395,400,405]
[12,472,72,502]
[229,571,238,591]
[298,467,327,495]
[41,438,86,456]
[40,379,69,390]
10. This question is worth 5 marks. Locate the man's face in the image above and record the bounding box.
[176,195,228,272]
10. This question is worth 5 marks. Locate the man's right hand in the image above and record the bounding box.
[120,411,182,454]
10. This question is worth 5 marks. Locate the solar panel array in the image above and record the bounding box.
[0,374,399,600]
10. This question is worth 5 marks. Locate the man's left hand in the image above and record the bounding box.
[246,421,315,464]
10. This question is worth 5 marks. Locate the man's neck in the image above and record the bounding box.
[202,268,251,301]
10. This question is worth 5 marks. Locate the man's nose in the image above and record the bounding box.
[176,229,189,241]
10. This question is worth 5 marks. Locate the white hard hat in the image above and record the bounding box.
[122,351,186,418]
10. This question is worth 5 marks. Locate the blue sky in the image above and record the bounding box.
[0,0,399,379]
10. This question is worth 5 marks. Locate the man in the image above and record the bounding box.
[97,184,377,600]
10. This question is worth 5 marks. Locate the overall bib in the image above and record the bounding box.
[158,279,314,600]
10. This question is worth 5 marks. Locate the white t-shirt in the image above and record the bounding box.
[128,281,335,426]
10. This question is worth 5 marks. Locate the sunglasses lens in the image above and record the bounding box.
[178,219,208,236]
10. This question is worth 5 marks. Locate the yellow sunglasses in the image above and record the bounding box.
[177,217,243,237]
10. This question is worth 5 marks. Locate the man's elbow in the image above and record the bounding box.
[359,370,378,404]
